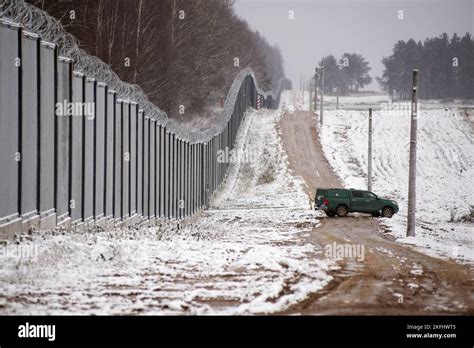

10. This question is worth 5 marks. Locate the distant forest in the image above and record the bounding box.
[317,53,372,95]
[378,33,474,100]
[28,0,285,119]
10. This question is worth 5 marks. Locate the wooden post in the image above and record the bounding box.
[368,108,373,192]
[407,70,419,237]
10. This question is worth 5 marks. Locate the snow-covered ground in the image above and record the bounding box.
[0,108,334,315]
[315,96,473,264]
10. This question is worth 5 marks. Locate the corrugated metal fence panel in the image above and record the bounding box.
[94,82,106,219]
[104,89,115,219]
[83,78,95,222]
[38,40,56,219]
[0,22,20,223]
[70,72,84,223]
[56,57,72,222]
[20,31,39,218]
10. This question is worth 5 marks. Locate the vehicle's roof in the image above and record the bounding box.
[317,188,369,192]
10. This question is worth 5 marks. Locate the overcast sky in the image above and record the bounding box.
[234,0,473,91]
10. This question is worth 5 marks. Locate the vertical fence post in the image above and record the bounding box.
[121,101,130,220]
[170,134,175,218]
[320,65,324,125]
[185,141,190,217]
[104,89,116,222]
[94,81,107,223]
[114,99,123,222]
[368,108,373,192]
[70,72,84,225]
[149,118,156,220]
[82,77,95,224]
[143,115,150,218]
[179,139,184,218]
[165,130,170,218]
[176,138,181,219]
[159,125,165,219]
[407,70,419,237]
[130,102,138,218]
[136,109,144,217]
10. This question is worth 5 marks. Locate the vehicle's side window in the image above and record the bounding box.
[363,192,377,199]
[351,191,363,198]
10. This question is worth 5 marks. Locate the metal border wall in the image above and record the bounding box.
[0,17,289,235]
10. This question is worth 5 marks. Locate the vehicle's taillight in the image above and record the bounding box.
[323,199,329,206]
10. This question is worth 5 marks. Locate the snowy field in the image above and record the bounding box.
[318,102,473,264]
[0,109,334,315]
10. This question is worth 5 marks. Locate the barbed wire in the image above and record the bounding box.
[0,0,287,143]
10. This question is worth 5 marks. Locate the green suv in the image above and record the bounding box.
[315,188,399,218]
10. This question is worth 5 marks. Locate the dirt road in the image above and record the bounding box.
[278,109,473,315]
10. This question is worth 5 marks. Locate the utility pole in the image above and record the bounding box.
[302,75,305,104]
[368,108,373,192]
[320,65,324,125]
[309,77,312,112]
[314,67,318,113]
[407,70,419,237]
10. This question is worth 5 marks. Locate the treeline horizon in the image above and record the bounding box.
[28,0,285,119]
[316,53,372,95]
[378,32,474,100]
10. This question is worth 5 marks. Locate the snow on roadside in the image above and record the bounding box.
[319,107,474,264]
[0,108,333,315]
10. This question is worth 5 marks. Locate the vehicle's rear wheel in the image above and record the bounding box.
[336,205,348,217]
[325,211,336,217]
[382,206,394,218]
